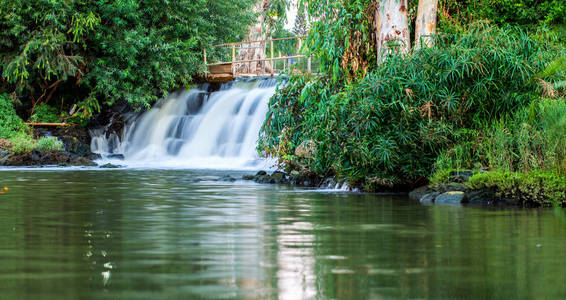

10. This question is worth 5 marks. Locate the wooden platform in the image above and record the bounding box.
[204,36,312,83]
[206,63,234,82]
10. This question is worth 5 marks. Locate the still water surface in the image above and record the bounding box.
[1,169,565,299]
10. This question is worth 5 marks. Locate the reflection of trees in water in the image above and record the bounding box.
[0,171,123,298]
[300,197,566,299]
[2,171,566,299]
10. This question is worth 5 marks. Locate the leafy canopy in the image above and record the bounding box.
[0,0,257,116]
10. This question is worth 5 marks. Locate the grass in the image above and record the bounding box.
[0,94,64,154]
[468,171,566,207]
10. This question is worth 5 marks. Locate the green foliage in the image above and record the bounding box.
[437,98,566,176]
[30,104,61,123]
[260,25,562,187]
[439,0,566,33]
[0,0,256,113]
[300,0,376,80]
[6,134,63,154]
[468,171,566,206]
[429,169,453,186]
[0,93,28,139]
[37,137,64,152]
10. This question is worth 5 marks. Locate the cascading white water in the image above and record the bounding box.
[91,78,279,169]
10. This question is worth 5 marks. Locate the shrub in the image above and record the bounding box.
[0,93,28,139]
[30,104,61,123]
[37,137,64,152]
[439,0,566,32]
[436,98,566,175]
[8,134,38,154]
[259,25,563,188]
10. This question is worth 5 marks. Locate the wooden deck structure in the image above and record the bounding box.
[204,36,312,82]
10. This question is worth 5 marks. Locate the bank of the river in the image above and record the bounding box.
[241,168,566,207]
[0,126,99,167]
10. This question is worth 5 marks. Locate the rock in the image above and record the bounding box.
[320,177,337,189]
[99,163,122,169]
[420,192,440,204]
[409,186,431,200]
[259,175,275,184]
[295,140,315,159]
[31,150,41,161]
[290,170,300,176]
[242,175,255,180]
[218,175,237,182]
[107,154,125,160]
[255,170,267,176]
[449,170,474,183]
[270,171,287,184]
[435,191,466,205]
[466,189,497,205]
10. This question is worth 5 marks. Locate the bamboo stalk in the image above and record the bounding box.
[25,123,70,127]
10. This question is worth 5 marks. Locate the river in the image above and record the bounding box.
[1,168,565,299]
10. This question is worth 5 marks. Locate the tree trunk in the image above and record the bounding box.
[415,0,439,49]
[374,0,410,63]
[237,0,272,75]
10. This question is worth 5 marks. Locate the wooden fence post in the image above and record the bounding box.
[270,40,274,75]
[232,44,236,75]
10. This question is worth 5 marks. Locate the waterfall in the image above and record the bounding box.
[91,77,280,169]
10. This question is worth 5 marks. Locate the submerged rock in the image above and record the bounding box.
[99,163,123,169]
[270,171,287,184]
[466,189,497,205]
[420,192,440,204]
[435,191,466,204]
[218,175,237,182]
[409,186,430,201]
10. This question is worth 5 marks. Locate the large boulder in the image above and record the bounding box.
[270,171,287,184]
[420,192,440,204]
[409,186,430,201]
[435,191,466,205]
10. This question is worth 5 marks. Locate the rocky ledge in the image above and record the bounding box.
[242,170,353,190]
[0,149,99,167]
[0,126,100,167]
[409,171,497,205]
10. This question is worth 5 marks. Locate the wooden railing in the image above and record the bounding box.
[204,36,312,78]
[25,123,69,127]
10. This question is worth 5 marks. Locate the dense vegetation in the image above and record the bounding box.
[0,0,257,117]
[259,0,566,204]
[0,0,260,154]
[0,93,62,153]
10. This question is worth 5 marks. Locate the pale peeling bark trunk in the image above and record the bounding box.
[237,0,272,75]
[415,0,439,49]
[374,0,410,63]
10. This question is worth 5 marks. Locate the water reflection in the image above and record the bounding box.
[0,170,566,299]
